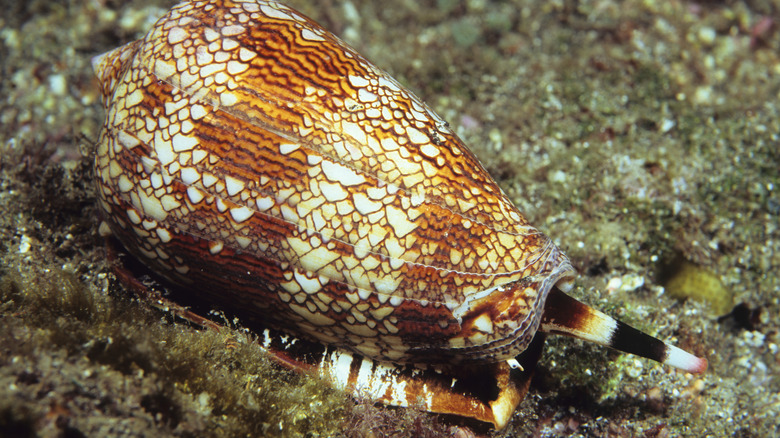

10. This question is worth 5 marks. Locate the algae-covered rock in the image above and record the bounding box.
[661,258,733,316]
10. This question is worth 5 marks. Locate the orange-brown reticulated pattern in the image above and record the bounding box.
[93,0,575,364]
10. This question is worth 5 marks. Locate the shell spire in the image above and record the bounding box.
[91,41,140,105]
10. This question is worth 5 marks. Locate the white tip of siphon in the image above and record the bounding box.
[664,344,708,374]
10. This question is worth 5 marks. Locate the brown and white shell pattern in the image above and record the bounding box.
[92,0,576,365]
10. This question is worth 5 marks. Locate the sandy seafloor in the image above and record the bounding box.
[1,0,778,436]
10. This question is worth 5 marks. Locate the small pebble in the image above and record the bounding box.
[48,74,67,96]
[18,235,32,254]
[698,27,717,45]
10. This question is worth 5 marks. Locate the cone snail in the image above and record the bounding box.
[92,0,707,428]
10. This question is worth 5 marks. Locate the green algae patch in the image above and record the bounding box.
[660,258,733,316]
[0,264,355,437]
